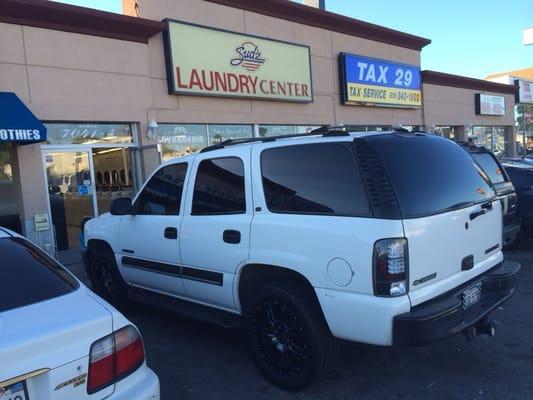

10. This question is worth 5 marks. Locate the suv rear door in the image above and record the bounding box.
[179,147,252,310]
[362,134,503,306]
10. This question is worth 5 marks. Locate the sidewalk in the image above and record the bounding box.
[59,248,91,286]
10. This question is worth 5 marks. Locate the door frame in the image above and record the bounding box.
[41,146,98,253]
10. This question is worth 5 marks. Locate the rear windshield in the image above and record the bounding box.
[0,237,78,313]
[471,153,506,184]
[364,135,495,218]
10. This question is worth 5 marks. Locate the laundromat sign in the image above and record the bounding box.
[163,20,312,102]
[339,53,422,108]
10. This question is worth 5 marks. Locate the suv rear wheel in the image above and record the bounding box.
[243,281,337,390]
[89,245,129,307]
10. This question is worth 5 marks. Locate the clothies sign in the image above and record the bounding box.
[339,53,422,108]
[163,20,313,102]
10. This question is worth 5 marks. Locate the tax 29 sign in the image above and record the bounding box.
[339,53,422,108]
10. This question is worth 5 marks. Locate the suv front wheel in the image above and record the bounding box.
[243,281,337,390]
[89,245,129,307]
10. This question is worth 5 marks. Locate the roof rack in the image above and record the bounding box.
[199,125,349,153]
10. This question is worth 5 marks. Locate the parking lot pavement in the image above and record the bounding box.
[72,247,533,400]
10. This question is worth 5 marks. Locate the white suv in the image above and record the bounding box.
[84,129,520,389]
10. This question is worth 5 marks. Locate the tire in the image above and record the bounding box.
[505,226,525,250]
[243,281,337,390]
[89,245,129,307]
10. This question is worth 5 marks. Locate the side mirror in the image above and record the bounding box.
[110,197,132,216]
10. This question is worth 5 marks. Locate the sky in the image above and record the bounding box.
[54,0,532,79]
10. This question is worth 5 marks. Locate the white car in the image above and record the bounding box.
[84,128,520,390]
[0,228,159,399]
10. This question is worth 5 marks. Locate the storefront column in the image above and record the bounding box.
[137,119,161,182]
[454,126,468,142]
[506,126,517,157]
[17,143,54,253]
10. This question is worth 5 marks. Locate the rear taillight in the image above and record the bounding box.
[373,238,408,297]
[87,325,145,394]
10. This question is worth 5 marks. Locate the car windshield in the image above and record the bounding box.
[471,153,506,184]
[363,134,495,218]
[0,237,78,313]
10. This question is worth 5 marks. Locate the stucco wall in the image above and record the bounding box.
[140,0,424,127]
[423,83,515,127]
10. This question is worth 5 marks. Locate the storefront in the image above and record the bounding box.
[0,92,47,237]
[41,123,138,251]
[0,0,518,256]
[486,71,533,156]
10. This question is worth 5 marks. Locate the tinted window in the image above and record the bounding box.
[0,237,78,313]
[505,166,533,190]
[134,163,187,215]
[365,135,494,218]
[261,143,370,216]
[471,153,506,184]
[192,157,245,215]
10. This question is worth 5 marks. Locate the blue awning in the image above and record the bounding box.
[0,92,46,143]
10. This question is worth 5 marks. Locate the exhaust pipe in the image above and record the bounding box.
[464,318,496,340]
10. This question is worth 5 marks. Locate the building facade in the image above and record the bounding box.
[0,0,517,255]
[486,68,533,157]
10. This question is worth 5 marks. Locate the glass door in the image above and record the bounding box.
[43,150,96,251]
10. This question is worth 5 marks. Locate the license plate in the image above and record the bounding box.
[0,382,29,400]
[462,282,482,310]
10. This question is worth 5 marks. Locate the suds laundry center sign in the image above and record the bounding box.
[163,20,312,102]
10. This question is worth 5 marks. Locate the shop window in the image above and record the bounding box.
[469,127,492,149]
[0,143,20,221]
[92,147,135,214]
[158,124,208,161]
[516,104,533,156]
[434,126,455,139]
[208,125,253,144]
[0,142,13,183]
[45,123,134,145]
[259,125,295,137]
[258,125,321,137]
[469,126,509,157]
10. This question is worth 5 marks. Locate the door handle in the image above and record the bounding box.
[470,201,493,221]
[164,227,178,240]
[223,230,241,244]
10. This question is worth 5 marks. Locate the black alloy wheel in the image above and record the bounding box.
[244,282,337,390]
[90,247,129,307]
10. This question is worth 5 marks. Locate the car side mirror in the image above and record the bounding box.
[110,197,133,215]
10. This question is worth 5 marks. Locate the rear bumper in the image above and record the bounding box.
[109,364,160,399]
[393,260,521,346]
